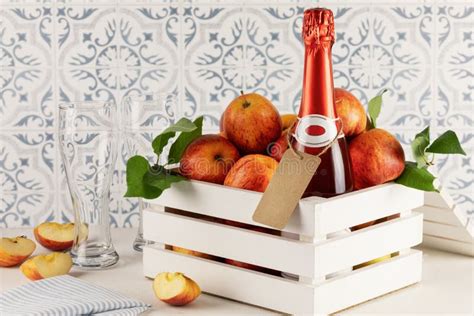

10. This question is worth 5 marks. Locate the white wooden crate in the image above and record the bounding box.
[142,181,424,315]
[416,190,474,257]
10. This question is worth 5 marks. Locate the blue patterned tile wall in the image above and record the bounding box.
[1,0,472,227]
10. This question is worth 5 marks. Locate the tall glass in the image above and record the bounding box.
[122,93,176,252]
[59,101,119,269]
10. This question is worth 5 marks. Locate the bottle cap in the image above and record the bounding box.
[302,8,335,45]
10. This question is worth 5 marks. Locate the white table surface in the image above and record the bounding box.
[1,228,473,315]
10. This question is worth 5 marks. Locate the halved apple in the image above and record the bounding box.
[20,252,73,281]
[0,236,36,267]
[34,222,88,251]
[153,272,201,306]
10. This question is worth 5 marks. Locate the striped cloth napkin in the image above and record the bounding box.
[0,275,150,316]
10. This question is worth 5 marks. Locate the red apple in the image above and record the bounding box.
[335,88,367,137]
[224,154,278,192]
[349,128,405,190]
[223,93,282,154]
[219,112,225,132]
[280,114,297,132]
[180,135,240,184]
[268,131,288,162]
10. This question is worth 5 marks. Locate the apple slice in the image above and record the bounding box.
[34,222,88,251]
[153,272,201,306]
[20,252,73,281]
[0,236,36,267]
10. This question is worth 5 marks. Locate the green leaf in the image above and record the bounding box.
[168,116,204,164]
[395,161,438,192]
[124,156,162,199]
[143,169,187,191]
[411,126,430,168]
[151,118,198,156]
[426,130,466,155]
[367,89,388,128]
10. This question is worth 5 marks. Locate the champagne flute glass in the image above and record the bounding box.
[59,101,119,269]
[122,93,176,252]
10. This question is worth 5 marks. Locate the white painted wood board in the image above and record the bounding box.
[143,208,423,278]
[143,247,422,315]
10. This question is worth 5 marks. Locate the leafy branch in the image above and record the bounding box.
[365,89,466,192]
[395,126,466,192]
[125,116,203,199]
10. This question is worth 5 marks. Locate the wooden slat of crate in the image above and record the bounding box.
[314,213,422,277]
[415,190,473,257]
[312,184,423,235]
[424,221,473,243]
[422,235,474,257]
[143,209,423,279]
[424,191,454,209]
[146,180,317,236]
[143,247,422,315]
[143,208,315,277]
[146,180,423,237]
[314,250,422,314]
[418,205,463,226]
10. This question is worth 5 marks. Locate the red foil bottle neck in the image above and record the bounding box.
[302,8,335,47]
[299,8,336,119]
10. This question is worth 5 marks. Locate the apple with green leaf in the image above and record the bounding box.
[348,90,406,190]
[349,89,466,192]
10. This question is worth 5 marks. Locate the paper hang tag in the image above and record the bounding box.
[252,149,321,230]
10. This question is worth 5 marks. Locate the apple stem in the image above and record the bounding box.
[240,90,251,108]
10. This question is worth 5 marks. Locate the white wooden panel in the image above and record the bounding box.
[453,208,474,237]
[143,209,316,278]
[145,180,317,236]
[143,247,316,314]
[424,221,473,243]
[146,180,423,237]
[423,235,474,257]
[418,190,473,256]
[310,184,424,235]
[143,247,422,315]
[314,213,423,277]
[314,250,422,314]
[424,190,454,209]
[417,205,461,226]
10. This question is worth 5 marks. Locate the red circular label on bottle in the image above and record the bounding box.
[294,115,338,148]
